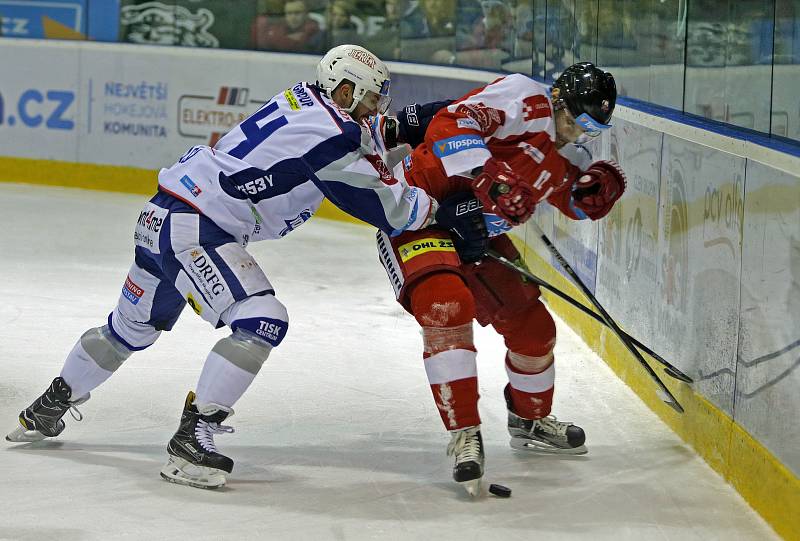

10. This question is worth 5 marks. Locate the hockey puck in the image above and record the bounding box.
[489,484,511,498]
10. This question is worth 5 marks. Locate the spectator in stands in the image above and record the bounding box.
[457,0,515,67]
[251,0,325,53]
[420,0,457,38]
[386,0,427,39]
[328,0,361,45]
[362,0,426,60]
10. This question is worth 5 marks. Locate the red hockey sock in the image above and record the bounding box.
[411,273,481,430]
[505,353,555,419]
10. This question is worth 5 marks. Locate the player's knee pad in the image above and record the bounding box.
[212,328,273,375]
[507,350,553,373]
[79,325,133,372]
[503,300,556,359]
[410,272,476,354]
[108,308,162,351]
[223,293,289,349]
[410,272,475,328]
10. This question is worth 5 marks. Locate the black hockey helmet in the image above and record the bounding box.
[552,62,616,136]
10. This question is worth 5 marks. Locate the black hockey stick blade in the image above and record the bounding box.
[529,222,684,413]
[486,250,694,384]
[664,365,693,384]
[657,389,685,413]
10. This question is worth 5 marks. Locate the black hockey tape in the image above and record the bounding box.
[489,484,511,498]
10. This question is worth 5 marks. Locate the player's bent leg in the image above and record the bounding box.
[410,272,485,494]
[412,272,479,430]
[495,302,586,454]
[5,259,175,444]
[161,294,288,489]
[5,324,140,444]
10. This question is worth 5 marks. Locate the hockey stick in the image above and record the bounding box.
[486,250,693,384]
[527,222,685,413]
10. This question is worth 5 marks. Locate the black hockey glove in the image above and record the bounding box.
[434,191,489,264]
[397,100,454,148]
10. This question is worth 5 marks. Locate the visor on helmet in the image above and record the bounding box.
[574,112,611,137]
[377,79,391,114]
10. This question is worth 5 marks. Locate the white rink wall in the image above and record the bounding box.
[0,37,798,538]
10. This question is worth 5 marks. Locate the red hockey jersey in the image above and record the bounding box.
[397,73,593,230]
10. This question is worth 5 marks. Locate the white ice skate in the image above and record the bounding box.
[447,425,485,497]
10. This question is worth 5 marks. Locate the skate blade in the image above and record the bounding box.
[160,456,226,490]
[458,478,482,497]
[6,424,48,443]
[509,437,588,455]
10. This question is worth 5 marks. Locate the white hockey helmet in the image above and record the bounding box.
[316,44,392,115]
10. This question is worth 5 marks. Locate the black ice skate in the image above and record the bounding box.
[160,391,235,490]
[6,377,88,443]
[505,385,587,454]
[446,425,485,496]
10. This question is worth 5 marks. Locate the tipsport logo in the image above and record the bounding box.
[432,135,486,158]
[0,88,75,130]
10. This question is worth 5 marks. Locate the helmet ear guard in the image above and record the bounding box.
[316,44,392,114]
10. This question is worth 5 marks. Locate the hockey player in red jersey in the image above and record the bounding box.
[376,62,626,495]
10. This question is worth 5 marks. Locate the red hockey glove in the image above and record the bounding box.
[572,160,627,220]
[470,158,536,225]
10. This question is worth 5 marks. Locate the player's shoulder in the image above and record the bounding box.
[494,73,548,95]
[286,82,361,146]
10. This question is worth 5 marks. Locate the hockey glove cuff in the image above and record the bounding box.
[572,160,626,220]
[434,191,489,264]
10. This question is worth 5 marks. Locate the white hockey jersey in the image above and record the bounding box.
[158,82,434,246]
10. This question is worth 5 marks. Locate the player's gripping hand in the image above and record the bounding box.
[380,116,399,149]
[470,158,536,225]
[571,160,626,220]
[434,191,489,264]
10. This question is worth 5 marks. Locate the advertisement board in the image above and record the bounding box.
[0,0,85,38]
[737,161,800,476]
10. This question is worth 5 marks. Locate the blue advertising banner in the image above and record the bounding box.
[0,0,86,38]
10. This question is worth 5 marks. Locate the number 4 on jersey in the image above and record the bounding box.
[229,101,288,159]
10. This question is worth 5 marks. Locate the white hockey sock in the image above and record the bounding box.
[60,341,114,400]
[195,351,257,408]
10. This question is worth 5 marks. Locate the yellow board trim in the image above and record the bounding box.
[0,156,366,225]
[515,237,799,541]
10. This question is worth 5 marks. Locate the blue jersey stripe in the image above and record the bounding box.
[319,181,392,232]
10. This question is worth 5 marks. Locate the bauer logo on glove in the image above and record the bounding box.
[455,198,482,216]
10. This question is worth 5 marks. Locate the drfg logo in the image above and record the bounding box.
[0,89,75,130]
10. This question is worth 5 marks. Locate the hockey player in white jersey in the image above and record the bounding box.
[5,45,442,490]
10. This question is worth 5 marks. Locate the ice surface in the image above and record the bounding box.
[0,184,778,541]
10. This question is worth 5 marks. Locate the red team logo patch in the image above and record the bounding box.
[123,276,144,305]
[455,102,505,133]
[522,95,551,121]
[365,154,397,185]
